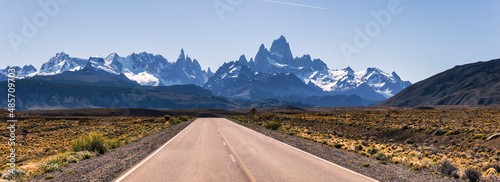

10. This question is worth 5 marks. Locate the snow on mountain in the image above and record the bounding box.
[0,65,38,81]
[10,50,212,87]
[3,35,410,101]
[36,52,87,76]
[204,61,324,100]
[308,67,411,99]
[208,35,411,100]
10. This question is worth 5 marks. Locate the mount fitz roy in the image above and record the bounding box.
[1,35,411,106]
[204,36,411,101]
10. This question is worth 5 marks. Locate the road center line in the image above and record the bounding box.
[210,118,257,182]
[229,154,236,162]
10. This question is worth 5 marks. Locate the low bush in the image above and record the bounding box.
[108,138,122,149]
[231,115,248,122]
[436,158,458,177]
[39,161,60,173]
[362,163,370,167]
[464,168,481,182]
[2,168,26,181]
[334,143,343,148]
[472,134,486,140]
[355,144,363,151]
[264,122,281,130]
[163,115,171,121]
[486,168,498,176]
[71,132,108,154]
[368,147,379,155]
[373,152,387,160]
[170,118,181,125]
[179,115,190,121]
[75,151,95,160]
[483,163,500,172]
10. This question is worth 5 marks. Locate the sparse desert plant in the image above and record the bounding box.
[334,143,343,148]
[355,144,363,151]
[486,168,498,176]
[76,151,95,160]
[39,161,60,173]
[464,168,481,182]
[362,163,370,167]
[472,134,487,140]
[2,168,26,181]
[179,115,190,121]
[436,158,458,177]
[108,138,122,149]
[483,163,500,172]
[71,132,108,154]
[368,147,379,155]
[170,118,181,125]
[67,155,78,163]
[264,122,281,130]
[373,152,387,160]
[163,114,171,121]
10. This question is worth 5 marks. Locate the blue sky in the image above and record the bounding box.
[1,0,499,83]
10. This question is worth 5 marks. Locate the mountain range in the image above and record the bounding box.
[1,64,313,110]
[0,50,213,87]
[204,36,411,101]
[378,59,500,107]
[0,36,414,110]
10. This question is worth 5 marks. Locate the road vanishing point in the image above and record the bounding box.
[114,118,378,182]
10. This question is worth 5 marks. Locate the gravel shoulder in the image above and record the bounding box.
[229,119,460,182]
[28,120,194,182]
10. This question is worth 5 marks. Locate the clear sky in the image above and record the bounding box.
[1,0,499,83]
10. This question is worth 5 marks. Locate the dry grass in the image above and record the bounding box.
[235,108,500,180]
[0,114,189,179]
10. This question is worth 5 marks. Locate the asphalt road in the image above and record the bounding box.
[114,118,378,182]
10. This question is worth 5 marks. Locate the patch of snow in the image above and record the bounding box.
[229,66,240,73]
[375,88,394,98]
[124,71,159,86]
[267,57,289,68]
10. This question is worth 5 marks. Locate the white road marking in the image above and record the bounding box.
[113,122,195,182]
[222,141,227,146]
[229,154,236,163]
[227,119,379,182]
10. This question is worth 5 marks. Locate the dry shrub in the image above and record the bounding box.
[436,158,458,177]
[464,168,481,182]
